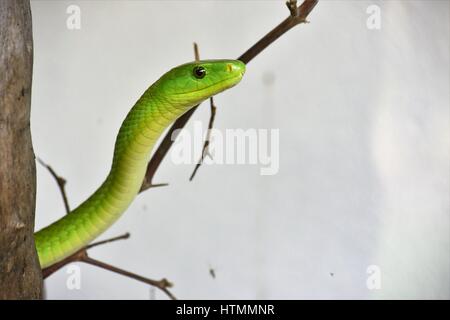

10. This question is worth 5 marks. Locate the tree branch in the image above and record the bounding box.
[140,0,318,189]
[189,97,217,181]
[82,256,176,300]
[85,232,130,250]
[41,236,176,300]
[39,0,319,299]
[238,0,317,64]
[37,158,70,214]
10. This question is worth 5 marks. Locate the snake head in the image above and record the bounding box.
[155,59,246,108]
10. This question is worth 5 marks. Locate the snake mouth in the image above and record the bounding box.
[172,73,244,97]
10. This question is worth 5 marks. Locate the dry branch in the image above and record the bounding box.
[184,0,318,180]
[38,0,319,299]
[189,97,217,181]
[37,158,70,214]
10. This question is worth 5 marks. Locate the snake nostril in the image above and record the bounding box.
[226,64,233,73]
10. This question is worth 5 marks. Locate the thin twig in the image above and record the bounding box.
[189,43,218,181]
[140,0,318,191]
[238,0,317,64]
[37,157,70,214]
[189,97,217,181]
[41,232,176,300]
[82,256,176,300]
[86,232,130,250]
[193,42,200,61]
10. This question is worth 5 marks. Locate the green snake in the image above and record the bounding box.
[35,60,246,268]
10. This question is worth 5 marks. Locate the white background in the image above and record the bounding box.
[30,0,449,299]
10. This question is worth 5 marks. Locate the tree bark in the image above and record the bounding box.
[0,0,42,299]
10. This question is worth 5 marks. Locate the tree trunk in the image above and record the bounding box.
[0,0,42,299]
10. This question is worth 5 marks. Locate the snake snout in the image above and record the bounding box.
[226,60,246,78]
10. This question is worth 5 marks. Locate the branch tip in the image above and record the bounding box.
[189,97,217,181]
[37,157,71,214]
[286,0,299,17]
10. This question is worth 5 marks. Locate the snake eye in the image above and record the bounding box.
[193,66,206,79]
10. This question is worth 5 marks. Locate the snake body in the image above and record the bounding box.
[35,60,245,268]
